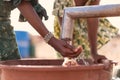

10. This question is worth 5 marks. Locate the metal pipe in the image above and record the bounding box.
[61,4,120,40]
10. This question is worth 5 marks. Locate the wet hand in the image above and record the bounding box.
[48,37,83,58]
[67,46,83,58]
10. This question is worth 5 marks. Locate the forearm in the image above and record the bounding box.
[17,0,49,37]
[87,0,100,55]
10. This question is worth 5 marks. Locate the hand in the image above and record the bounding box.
[92,54,107,64]
[48,37,83,58]
[92,54,118,69]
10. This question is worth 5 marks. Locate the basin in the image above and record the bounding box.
[0,59,113,80]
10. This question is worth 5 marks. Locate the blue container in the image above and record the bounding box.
[15,31,30,58]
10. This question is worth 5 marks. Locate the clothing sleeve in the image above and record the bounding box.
[11,0,48,22]
[4,0,30,10]
[12,0,22,7]
[12,0,31,7]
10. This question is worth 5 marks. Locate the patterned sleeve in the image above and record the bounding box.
[10,0,48,22]
[12,0,22,6]
[12,0,31,7]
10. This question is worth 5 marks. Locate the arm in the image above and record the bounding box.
[74,0,107,63]
[17,0,48,37]
[17,0,82,58]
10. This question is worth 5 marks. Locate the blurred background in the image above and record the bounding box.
[9,0,120,78]
[11,0,120,35]
[10,0,120,60]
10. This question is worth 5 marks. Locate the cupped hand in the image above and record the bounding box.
[68,46,83,58]
[48,37,83,58]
